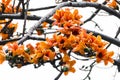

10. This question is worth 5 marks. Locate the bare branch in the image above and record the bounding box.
[28,5,56,11]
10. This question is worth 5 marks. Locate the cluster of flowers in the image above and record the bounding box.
[0,8,114,75]
[0,0,22,13]
[51,8,114,65]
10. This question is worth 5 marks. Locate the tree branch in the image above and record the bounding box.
[0,14,54,23]
[28,5,56,11]
[55,71,63,80]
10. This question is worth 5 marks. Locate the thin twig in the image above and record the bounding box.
[22,0,30,37]
[83,1,107,24]
[71,55,91,61]
[83,61,96,80]
[28,5,56,11]
[55,71,63,80]
[91,20,103,31]
[12,0,16,13]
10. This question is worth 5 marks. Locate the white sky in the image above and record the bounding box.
[0,0,120,80]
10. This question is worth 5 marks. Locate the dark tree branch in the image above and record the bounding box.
[28,5,56,11]
[0,37,21,45]
[0,14,54,23]
[16,1,21,13]
[21,0,25,16]
[113,59,120,72]
[55,71,63,80]
[22,0,30,37]
[0,36,45,45]
[116,0,120,5]
[28,36,45,41]
[12,0,16,13]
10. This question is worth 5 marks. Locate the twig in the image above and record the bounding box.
[22,0,30,37]
[28,36,45,41]
[83,61,96,80]
[28,5,56,11]
[0,36,46,45]
[116,0,120,5]
[83,1,107,24]
[12,0,16,13]
[91,20,103,31]
[0,14,54,23]
[71,55,91,61]
[55,71,63,80]
[0,37,21,45]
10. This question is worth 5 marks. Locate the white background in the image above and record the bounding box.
[0,0,120,80]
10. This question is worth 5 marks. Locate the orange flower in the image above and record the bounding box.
[22,52,31,63]
[54,35,68,53]
[96,49,114,65]
[8,23,18,32]
[0,20,7,24]
[107,0,118,9]
[91,35,107,51]
[103,51,114,65]
[34,41,55,62]
[0,33,9,40]
[63,60,76,75]
[58,26,82,36]
[32,50,43,64]
[82,0,97,2]
[72,9,82,24]
[0,46,5,64]
[42,22,48,28]
[2,0,11,7]
[96,49,107,63]
[91,0,97,2]
[26,44,35,54]
[62,54,70,62]
[52,8,82,27]
[0,50,5,64]
[72,41,86,55]
[36,29,44,35]
[2,0,22,13]
[43,49,55,61]
[64,33,79,49]
[7,42,24,56]
[46,37,56,47]
[62,54,76,75]
[0,4,2,12]
[36,41,51,50]
[33,49,55,63]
